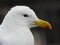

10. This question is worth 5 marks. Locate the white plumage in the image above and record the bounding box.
[0,6,39,45]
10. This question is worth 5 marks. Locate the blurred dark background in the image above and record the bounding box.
[0,0,60,45]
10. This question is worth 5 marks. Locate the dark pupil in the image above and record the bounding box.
[23,14,28,17]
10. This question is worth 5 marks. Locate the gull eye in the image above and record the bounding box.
[23,14,29,17]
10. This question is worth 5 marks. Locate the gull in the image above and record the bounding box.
[0,6,52,45]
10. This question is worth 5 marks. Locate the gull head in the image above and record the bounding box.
[2,6,52,29]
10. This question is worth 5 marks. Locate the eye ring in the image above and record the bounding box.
[23,14,29,17]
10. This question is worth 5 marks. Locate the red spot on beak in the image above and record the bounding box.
[45,26,50,29]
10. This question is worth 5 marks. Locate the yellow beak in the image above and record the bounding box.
[34,20,52,29]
